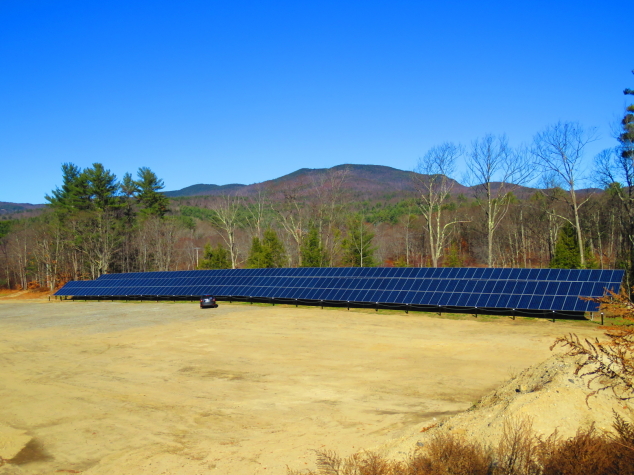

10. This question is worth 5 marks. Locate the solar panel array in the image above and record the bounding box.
[55,267,624,316]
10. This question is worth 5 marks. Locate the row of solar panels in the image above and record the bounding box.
[55,267,625,315]
[61,277,611,297]
[60,285,602,312]
[94,266,621,283]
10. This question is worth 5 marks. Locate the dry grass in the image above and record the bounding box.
[0,289,51,300]
[289,415,634,475]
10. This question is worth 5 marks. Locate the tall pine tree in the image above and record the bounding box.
[341,216,377,267]
[198,243,231,269]
[247,229,286,268]
[300,226,327,267]
[550,222,581,269]
[622,70,634,159]
[135,167,169,218]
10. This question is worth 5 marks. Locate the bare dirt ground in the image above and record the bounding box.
[0,299,601,474]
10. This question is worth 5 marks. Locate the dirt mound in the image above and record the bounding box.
[382,353,634,457]
[0,423,32,461]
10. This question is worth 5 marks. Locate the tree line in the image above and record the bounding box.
[1,71,633,290]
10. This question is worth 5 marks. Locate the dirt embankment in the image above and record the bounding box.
[380,353,634,461]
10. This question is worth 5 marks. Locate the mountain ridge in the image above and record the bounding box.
[164,164,468,199]
[1,164,603,213]
[163,164,575,200]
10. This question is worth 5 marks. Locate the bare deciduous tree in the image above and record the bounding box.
[532,122,597,267]
[32,217,64,290]
[244,184,271,240]
[77,210,120,279]
[211,195,242,269]
[414,142,466,267]
[312,166,350,266]
[466,135,533,267]
[272,187,308,266]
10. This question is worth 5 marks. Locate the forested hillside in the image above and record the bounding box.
[1,75,633,292]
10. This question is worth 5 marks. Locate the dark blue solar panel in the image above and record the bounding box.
[407,291,420,303]
[426,279,440,292]
[487,294,502,307]
[541,296,554,309]
[523,280,539,294]
[326,289,339,300]
[474,294,489,307]
[531,269,545,280]
[452,293,466,306]
[490,281,504,293]
[472,281,485,292]
[413,268,426,278]
[568,269,582,281]
[516,269,529,279]
[544,282,559,294]
[547,269,560,280]
[579,282,594,294]
[403,268,417,278]
[55,267,624,316]
[404,291,418,304]
[460,268,473,279]
[482,281,495,293]
[444,280,458,292]
[528,295,543,308]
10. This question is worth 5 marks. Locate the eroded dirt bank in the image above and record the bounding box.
[0,301,599,474]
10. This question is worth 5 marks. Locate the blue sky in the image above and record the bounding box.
[0,0,630,203]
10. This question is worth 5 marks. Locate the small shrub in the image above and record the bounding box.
[496,417,540,475]
[289,416,634,475]
[419,433,493,475]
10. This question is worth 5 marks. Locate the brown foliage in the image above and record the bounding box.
[418,433,492,475]
[495,417,541,475]
[289,416,634,475]
[539,419,634,475]
[551,290,634,401]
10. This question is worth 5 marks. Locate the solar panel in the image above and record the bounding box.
[55,267,624,317]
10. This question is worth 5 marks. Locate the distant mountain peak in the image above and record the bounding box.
[163,164,461,199]
[163,183,246,198]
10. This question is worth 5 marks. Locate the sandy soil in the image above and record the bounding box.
[383,353,634,461]
[0,300,600,474]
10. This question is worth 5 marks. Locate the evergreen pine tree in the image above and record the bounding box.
[135,167,169,218]
[247,229,286,268]
[198,243,231,269]
[621,70,634,161]
[46,163,91,212]
[300,226,327,267]
[550,222,581,269]
[83,163,120,211]
[247,236,265,268]
[620,71,634,281]
[341,216,377,267]
[444,242,463,267]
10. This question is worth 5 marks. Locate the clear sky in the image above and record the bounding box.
[0,0,630,203]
